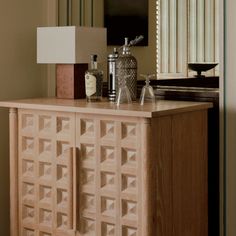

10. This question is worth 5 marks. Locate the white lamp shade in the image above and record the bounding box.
[37,26,107,64]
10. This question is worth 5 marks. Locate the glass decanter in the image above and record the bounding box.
[116,75,132,106]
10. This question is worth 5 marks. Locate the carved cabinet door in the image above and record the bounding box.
[18,109,76,236]
[17,110,147,236]
[76,114,143,236]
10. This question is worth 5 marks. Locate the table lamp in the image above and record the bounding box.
[37,26,107,99]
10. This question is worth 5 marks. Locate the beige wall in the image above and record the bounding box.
[0,1,52,235]
[224,1,236,235]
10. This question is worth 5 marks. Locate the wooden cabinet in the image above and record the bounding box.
[1,98,212,236]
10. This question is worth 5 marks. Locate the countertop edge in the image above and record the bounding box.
[0,99,213,118]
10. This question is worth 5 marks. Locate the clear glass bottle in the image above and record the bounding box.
[115,38,137,101]
[85,54,103,102]
[116,75,132,106]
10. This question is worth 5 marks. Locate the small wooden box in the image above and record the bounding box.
[56,64,88,99]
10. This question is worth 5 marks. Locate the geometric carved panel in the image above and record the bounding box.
[101,197,116,217]
[57,212,68,229]
[57,141,70,160]
[39,162,52,180]
[22,182,35,202]
[82,193,95,213]
[122,122,137,139]
[76,115,142,236]
[101,146,115,164]
[39,232,51,236]
[39,209,52,227]
[19,110,75,235]
[122,226,137,236]
[22,114,34,132]
[81,144,95,163]
[121,174,137,193]
[57,165,68,183]
[23,228,35,236]
[101,121,115,139]
[57,117,70,134]
[39,115,52,133]
[81,169,95,188]
[39,185,52,203]
[39,139,52,156]
[121,148,137,168]
[82,218,95,235]
[22,160,34,177]
[19,112,144,235]
[122,200,137,220]
[57,189,68,208]
[101,172,115,190]
[101,222,115,236]
[22,137,34,154]
[81,119,94,137]
[22,205,35,224]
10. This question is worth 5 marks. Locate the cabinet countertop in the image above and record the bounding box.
[0,97,213,118]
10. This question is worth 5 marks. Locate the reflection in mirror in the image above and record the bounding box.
[58,0,219,80]
[58,0,156,78]
[104,0,149,46]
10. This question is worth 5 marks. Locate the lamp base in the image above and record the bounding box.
[56,64,88,99]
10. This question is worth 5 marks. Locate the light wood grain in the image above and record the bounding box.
[76,114,142,235]
[154,116,173,236]
[153,110,208,236]
[5,99,209,236]
[0,98,212,118]
[172,110,208,236]
[18,109,76,236]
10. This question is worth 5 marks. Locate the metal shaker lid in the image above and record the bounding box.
[108,48,118,59]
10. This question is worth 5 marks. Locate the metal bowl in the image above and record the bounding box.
[188,63,218,77]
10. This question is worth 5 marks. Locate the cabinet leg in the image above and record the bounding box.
[9,108,18,236]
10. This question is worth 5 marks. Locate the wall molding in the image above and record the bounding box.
[157,0,219,79]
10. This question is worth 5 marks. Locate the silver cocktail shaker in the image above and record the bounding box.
[107,48,118,102]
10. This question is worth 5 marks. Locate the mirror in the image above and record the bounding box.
[58,0,219,79]
[58,0,156,77]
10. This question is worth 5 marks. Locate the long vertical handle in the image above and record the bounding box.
[72,147,80,232]
[67,147,74,230]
